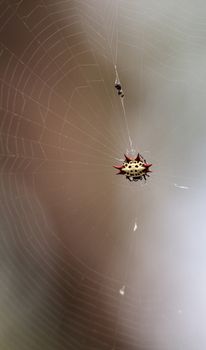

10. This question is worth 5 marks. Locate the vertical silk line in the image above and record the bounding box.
[111,3,136,348]
[113,1,134,154]
[114,64,134,153]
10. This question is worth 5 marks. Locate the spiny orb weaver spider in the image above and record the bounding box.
[113,154,152,182]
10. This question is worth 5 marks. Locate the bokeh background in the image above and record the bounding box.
[1,1,206,349]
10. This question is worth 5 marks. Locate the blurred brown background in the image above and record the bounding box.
[1,0,206,349]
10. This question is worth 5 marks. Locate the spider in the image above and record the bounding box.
[113,153,152,182]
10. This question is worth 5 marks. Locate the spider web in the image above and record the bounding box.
[1,1,206,349]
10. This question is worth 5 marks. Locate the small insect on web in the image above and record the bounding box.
[114,65,124,98]
[113,154,152,182]
[115,80,124,98]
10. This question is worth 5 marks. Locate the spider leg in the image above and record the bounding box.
[126,176,132,182]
